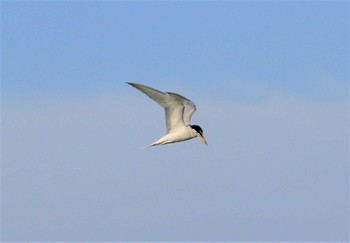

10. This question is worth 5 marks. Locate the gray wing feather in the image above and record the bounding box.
[127,82,168,107]
[127,83,186,132]
[167,92,196,126]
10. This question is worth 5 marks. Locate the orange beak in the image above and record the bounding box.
[199,133,208,146]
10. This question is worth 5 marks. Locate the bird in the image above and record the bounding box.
[127,82,207,147]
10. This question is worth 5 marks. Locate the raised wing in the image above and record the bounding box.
[127,82,187,132]
[167,92,196,126]
[127,82,167,107]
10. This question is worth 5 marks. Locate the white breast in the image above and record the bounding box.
[150,126,196,146]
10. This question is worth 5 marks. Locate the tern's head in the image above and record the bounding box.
[190,125,207,146]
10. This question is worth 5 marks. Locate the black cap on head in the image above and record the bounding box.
[190,124,207,146]
[190,125,203,134]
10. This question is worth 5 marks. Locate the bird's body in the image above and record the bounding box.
[149,126,197,146]
[127,82,207,147]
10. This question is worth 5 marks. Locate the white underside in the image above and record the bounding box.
[148,126,197,147]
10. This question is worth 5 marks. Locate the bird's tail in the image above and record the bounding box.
[143,140,165,148]
[143,143,157,149]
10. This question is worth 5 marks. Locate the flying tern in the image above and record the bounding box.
[127,82,207,147]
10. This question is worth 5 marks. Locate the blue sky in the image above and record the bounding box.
[2,1,349,241]
[3,1,348,98]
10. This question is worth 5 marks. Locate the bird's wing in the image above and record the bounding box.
[127,82,186,132]
[167,92,196,126]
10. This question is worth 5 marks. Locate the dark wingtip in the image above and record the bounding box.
[127,82,140,88]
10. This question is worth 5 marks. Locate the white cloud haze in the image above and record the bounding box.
[2,88,348,241]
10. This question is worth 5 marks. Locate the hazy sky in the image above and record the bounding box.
[2,1,349,242]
